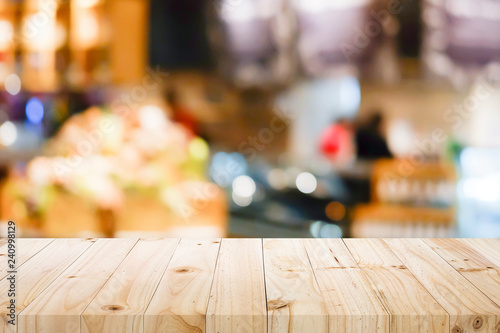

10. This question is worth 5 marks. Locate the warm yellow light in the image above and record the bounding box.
[75,0,101,8]
[74,11,100,48]
[325,201,346,221]
[138,105,167,130]
[189,138,209,161]
[22,15,66,50]
[0,20,13,49]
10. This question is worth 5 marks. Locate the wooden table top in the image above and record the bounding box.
[1,238,499,333]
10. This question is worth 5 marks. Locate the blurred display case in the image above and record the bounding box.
[352,158,457,237]
[353,204,455,238]
[69,0,111,88]
[20,0,69,92]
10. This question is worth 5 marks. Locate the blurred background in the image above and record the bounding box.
[1,0,500,238]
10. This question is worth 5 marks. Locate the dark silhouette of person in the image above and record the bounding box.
[355,111,392,160]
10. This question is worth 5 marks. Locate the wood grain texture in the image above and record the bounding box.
[18,238,138,333]
[0,239,95,333]
[81,239,179,333]
[0,239,54,279]
[263,239,328,333]
[144,239,221,333]
[459,239,500,267]
[206,239,267,333]
[304,238,389,332]
[2,238,500,333]
[424,238,500,307]
[344,238,448,333]
[385,238,500,333]
[0,238,6,255]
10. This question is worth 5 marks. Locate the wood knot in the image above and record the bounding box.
[67,276,77,279]
[452,325,462,333]
[268,300,288,311]
[174,268,192,273]
[473,317,483,329]
[102,305,125,311]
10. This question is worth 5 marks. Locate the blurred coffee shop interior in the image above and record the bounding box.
[0,0,500,239]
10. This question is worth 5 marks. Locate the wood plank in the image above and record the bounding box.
[18,238,138,333]
[424,239,500,306]
[0,239,96,333]
[344,239,448,332]
[459,239,500,267]
[0,239,6,273]
[385,238,500,333]
[304,239,389,332]
[144,239,221,333]
[0,238,497,333]
[206,239,267,333]
[82,239,179,333]
[263,239,328,333]
[0,239,54,279]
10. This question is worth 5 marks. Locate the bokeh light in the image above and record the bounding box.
[76,0,101,9]
[309,220,343,238]
[0,20,13,49]
[189,138,209,161]
[139,105,167,130]
[26,98,44,124]
[5,74,21,95]
[267,168,287,190]
[325,201,346,221]
[296,172,317,194]
[0,121,18,146]
[232,175,256,198]
[339,76,361,117]
[232,191,253,207]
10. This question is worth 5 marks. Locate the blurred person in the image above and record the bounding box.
[355,111,392,160]
[320,118,356,166]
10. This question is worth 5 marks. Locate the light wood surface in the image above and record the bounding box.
[144,239,221,332]
[18,239,138,333]
[423,239,500,307]
[82,239,179,333]
[385,238,500,333]
[0,239,95,332]
[0,239,54,279]
[304,239,389,332]
[0,238,499,333]
[206,239,267,333]
[344,239,448,332]
[459,238,500,267]
[263,239,328,332]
